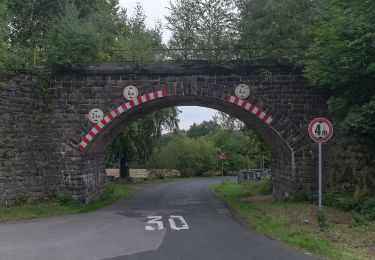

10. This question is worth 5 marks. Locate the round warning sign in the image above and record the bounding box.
[88,108,104,124]
[308,118,333,143]
[235,84,251,99]
[123,85,139,100]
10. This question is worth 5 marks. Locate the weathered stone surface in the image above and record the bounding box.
[0,60,335,205]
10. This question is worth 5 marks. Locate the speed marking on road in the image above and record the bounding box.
[145,216,164,231]
[146,215,189,231]
[308,118,333,143]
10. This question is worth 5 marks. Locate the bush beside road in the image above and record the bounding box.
[211,180,375,260]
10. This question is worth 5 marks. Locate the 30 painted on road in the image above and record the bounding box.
[146,215,189,231]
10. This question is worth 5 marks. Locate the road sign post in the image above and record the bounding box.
[308,118,333,210]
[218,151,227,184]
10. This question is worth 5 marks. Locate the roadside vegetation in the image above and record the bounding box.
[212,180,375,260]
[0,182,134,222]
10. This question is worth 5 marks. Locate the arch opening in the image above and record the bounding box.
[79,89,288,154]
[76,89,299,202]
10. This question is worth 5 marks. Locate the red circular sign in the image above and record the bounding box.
[308,118,334,143]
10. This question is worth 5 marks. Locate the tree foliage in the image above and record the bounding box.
[186,120,218,139]
[114,3,165,62]
[304,0,375,145]
[166,0,238,59]
[105,108,180,168]
[44,2,118,66]
[148,113,271,176]
[148,138,217,177]
[237,0,323,59]
[0,1,29,79]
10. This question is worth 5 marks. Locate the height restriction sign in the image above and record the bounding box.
[308,118,333,143]
[308,117,334,210]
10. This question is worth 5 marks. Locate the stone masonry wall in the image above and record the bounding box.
[0,60,332,205]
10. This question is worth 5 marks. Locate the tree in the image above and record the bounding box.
[186,120,218,139]
[0,1,28,79]
[237,0,323,59]
[105,123,138,167]
[113,2,165,62]
[148,138,217,177]
[136,108,180,163]
[213,111,244,131]
[166,0,201,59]
[44,2,119,66]
[304,0,375,146]
[105,108,180,167]
[166,0,237,60]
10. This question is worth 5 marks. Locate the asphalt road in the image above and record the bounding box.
[0,178,317,260]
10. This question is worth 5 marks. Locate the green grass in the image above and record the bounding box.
[0,182,135,222]
[211,180,374,260]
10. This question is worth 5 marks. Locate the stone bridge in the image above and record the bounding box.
[0,60,330,205]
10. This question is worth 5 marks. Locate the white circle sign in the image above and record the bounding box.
[88,108,104,124]
[308,118,334,142]
[123,85,139,100]
[235,84,251,99]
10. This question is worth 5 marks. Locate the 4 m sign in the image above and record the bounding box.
[308,118,333,143]
[308,117,334,210]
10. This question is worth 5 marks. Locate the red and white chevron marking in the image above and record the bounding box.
[79,89,168,153]
[79,91,274,153]
[226,96,273,126]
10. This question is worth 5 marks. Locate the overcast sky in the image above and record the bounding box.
[119,0,218,130]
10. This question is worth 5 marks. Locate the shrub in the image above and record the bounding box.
[323,193,360,211]
[148,138,217,177]
[56,191,74,206]
[317,210,328,230]
[362,198,375,221]
[101,185,115,200]
[291,190,316,203]
[147,169,168,179]
[351,211,366,227]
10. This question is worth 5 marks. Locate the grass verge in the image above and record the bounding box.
[0,182,135,222]
[211,180,374,260]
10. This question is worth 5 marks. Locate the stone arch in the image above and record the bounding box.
[77,89,284,154]
[0,60,328,205]
[71,84,312,202]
